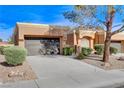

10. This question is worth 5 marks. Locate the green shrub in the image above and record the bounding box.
[0,46,4,55]
[94,44,118,55]
[76,53,85,60]
[110,47,118,54]
[63,47,74,56]
[87,48,93,55]
[63,47,69,55]
[94,44,104,55]
[69,47,75,55]
[81,47,93,56]
[4,46,27,66]
[0,46,10,55]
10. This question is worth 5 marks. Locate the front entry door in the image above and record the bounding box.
[80,38,90,48]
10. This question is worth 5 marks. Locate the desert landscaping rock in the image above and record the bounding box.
[118,56,124,61]
[82,54,124,70]
[8,71,25,77]
[0,55,37,83]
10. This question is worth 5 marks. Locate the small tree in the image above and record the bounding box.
[8,36,14,44]
[0,38,3,42]
[63,5,124,66]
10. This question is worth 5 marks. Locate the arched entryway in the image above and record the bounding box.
[80,38,90,48]
[80,36,91,48]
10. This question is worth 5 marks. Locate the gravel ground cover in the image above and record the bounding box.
[0,55,37,83]
[82,54,124,70]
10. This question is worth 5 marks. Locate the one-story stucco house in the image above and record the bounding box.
[13,22,124,55]
[67,27,124,53]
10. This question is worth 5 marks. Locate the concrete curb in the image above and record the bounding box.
[88,78,124,88]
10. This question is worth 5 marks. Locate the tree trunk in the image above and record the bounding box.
[103,5,115,66]
[103,32,111,66]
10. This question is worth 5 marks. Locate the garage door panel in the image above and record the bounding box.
[25,40,41,56]
[25,37,60,56]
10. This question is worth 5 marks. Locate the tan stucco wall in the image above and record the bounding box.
[14,23,124,54]
[66,32,75,46]
[74,29,124,53]
[77,30,96,39]
[16,23,50,48]
[75,30,96,49]
[121,41,124,52]
[95,31,105,44]
[15,22,68,54]
[111,32,124,52]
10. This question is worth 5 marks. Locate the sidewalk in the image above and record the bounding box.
[1,55,124,88]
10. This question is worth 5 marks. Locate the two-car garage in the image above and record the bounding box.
[25,37,60,56]
[13,23,68,56]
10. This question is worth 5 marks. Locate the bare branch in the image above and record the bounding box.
[111,25,124,35]
[91,12,106,26]
[112,24,122,28]
[96,18,107,26]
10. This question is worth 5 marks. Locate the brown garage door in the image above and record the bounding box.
[25,37,60,56]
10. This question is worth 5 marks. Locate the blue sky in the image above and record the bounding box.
[0,5,74,41]
[0,5,124,41]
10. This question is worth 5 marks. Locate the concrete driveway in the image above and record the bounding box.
[1,55,124,88]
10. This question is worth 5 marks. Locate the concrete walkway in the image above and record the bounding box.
[1,55,124,88]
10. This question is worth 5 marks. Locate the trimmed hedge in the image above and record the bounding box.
[63,47,74,56]
[94,44,118,55]
[110,47,118,54]
[76,47,92,60]
[81,47,93,56]
[4,46,27,66]
[69,47,74,55]
[94,44,104,55]
[76,53,85,60]
[0,46,10,55]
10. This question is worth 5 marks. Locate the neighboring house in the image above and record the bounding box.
[13,22,124,55]
[0,42,13,46]
[67,26,124,53]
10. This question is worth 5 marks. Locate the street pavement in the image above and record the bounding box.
[1,55,124,88]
